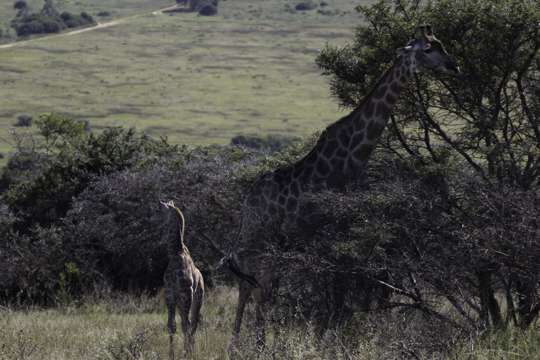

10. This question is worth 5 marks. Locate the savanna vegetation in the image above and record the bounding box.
[1,0,540,358]
[9,0,95,37]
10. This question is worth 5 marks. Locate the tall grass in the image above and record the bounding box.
[1,287,236,359]
[2,286,540,359]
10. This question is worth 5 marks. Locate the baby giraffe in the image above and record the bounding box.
[150,201,204,355]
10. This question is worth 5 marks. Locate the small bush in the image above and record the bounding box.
[97,11,110,17]
[320,1,328,6]
[80,12,93,22]
[199,4,217,15]
[13,0,27,9]
[14,115,32,127]
[295,1,317,10]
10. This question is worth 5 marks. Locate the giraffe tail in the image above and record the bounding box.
[216,254,261,288]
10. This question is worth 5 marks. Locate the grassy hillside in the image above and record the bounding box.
[0,0,173,28]
[0,0,372,163]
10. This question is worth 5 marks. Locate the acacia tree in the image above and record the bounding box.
[13,0,29,18]
[41,0,65,16]
[316,0,540,188]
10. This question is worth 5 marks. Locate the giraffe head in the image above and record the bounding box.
[149,200,175,223]
[397,24,460,75]
[150,200,186,237]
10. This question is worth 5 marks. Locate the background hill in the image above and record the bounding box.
[0,0,372,163]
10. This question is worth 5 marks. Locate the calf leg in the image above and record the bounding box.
[190,275,204,338]
[164,287,177,357]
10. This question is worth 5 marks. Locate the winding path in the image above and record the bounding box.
[0,4,184,49]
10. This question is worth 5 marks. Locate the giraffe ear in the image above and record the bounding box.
[396,46,413,56]
[168,201,174,206]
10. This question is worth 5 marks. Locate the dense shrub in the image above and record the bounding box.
[61,11,93,28]
[59,12,73,21]
[41,18,63,32]
[1,115,540,347]
[1,113,176,226]
[13,11,94,36]
[80,12,93,22]
[0,113,311,303]
[244,153,540,336]
[16,20,44,36]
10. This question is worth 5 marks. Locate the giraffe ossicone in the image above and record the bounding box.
[220,24,460,345]
[150,201,204,355]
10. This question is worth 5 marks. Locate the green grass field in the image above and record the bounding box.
[0,0,373,164]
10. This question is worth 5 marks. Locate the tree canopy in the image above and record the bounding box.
[316,0,540,188]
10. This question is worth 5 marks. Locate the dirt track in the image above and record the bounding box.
[0,4,184,49]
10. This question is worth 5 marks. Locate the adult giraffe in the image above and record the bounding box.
[219,24,460,344]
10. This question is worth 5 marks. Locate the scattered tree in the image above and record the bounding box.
[13,0,27,9]
[13,0,30,18]
[14,115,32,127]
[41,0,65,16]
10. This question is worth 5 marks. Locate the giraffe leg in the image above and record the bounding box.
[164,287,177,357]
[231,279,252,345]
[252,285,268,350]
[180,311,193,353]
[179,296,193,354]
[190,276,204,339]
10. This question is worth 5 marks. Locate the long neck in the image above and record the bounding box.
[302,55,417,177]
[165,208,185,258]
